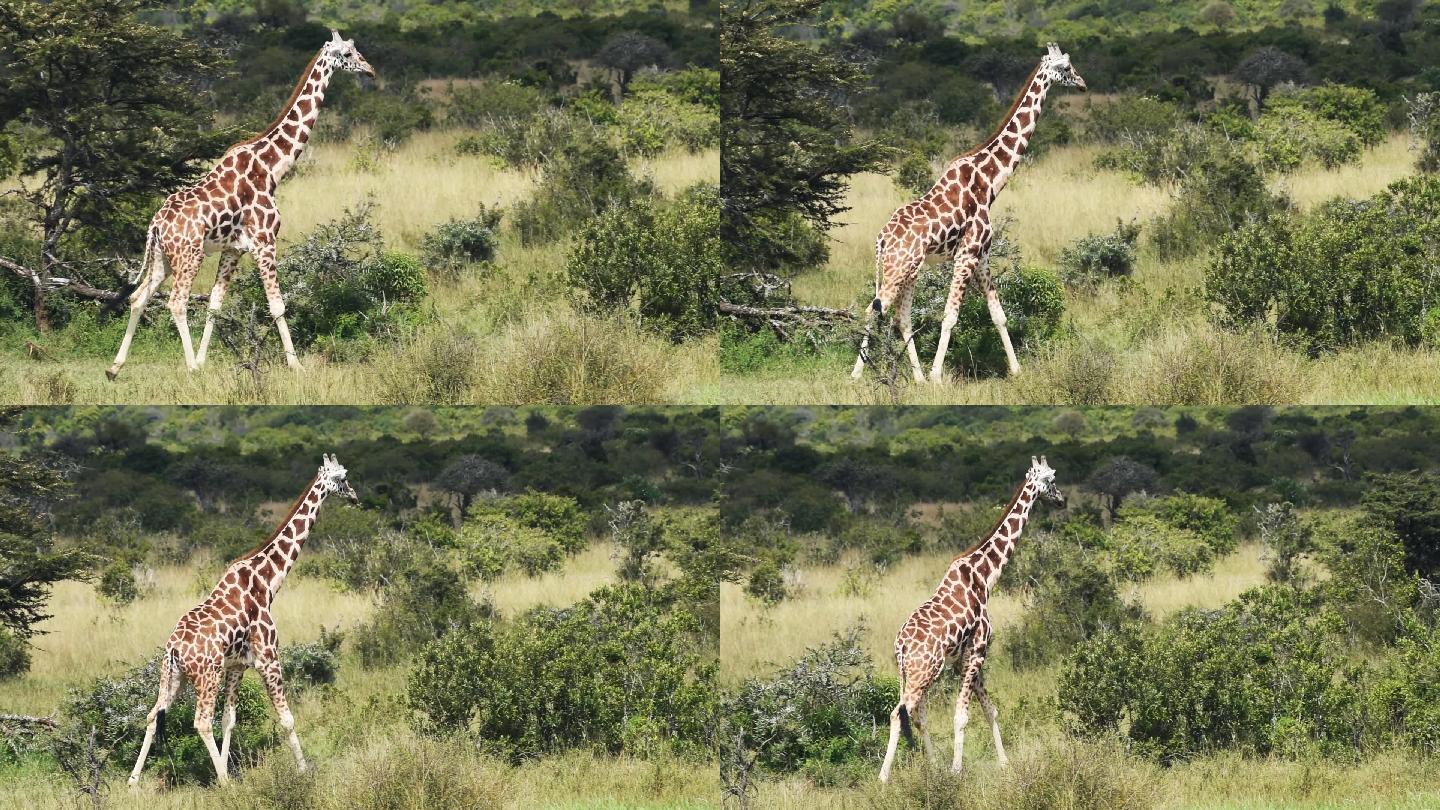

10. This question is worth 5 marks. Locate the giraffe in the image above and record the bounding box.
[878,456,1066,783]
[851,44,1086,384]
[127,455,359,787]
[106,32,376,381]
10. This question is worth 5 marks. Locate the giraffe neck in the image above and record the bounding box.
[955,477,1039,592]
[247,473,331,597]
[256,49,337,182]
[975,67,1053,199]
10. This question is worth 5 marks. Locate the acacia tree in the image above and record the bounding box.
[0,0,235,330]
[595,31,672,98]
[1089,456,1159,522]
[0,410,88,644]
[720,0,887,279]
[1234,46,1308,114]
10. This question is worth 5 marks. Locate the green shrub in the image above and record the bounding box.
[456,107,597,170]
[1409,92,1440,173]
[1059,221,1141,289]
[1059,586,1361,762]
[613,86,719,156]
[409,580,714,761]
[512,138,656,245]
[1273,83,1388,147]
[1206,176,1440,353]
[1085,96,1180,143]
[447,81,551,128]
[566,183,720,342]
[1106,512,1214,581]
[999,738,1155,810]
[893,151,937,196]
[1008,536,1145,669]
[353,561,490,668]
[420,207,502,280]
[279,628,342,695]
[97,561,139,604]
[240,205,429,358]
[1254,104,1362,172]
[476,311,670,405]
[61,653,278,785]
[722,627,892,782]
[911,263,1066,378]
[1124,493,1238,556]
[458,491,588,579]
[0,628,30,679]
[340,88,435,144]
[1368,617,1440,754]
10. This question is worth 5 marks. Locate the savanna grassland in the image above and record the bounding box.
[718,0,1440,407]
[1,136,719,406]
[0,0,720,406]
[0,406,721,808]
[717,406,1440,810]
[710,130,1440,406]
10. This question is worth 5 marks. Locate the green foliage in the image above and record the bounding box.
[456,108,597,170]
[62,653,278,785]
[353,561,490,668]
[0,627,31,679]
[911,263,1066,378]
[1315,513,1418,645]
[0,440,89,639]
[1008,534,1146,669]
[512,137,656,246]
[97,562,139,604]
[1126,493,1239,556]
[278,628,343,695]
[409,579,714,761]
[1106,511,1215,582]
[420,207,503,280]
[722,627,892,783]
[893,151,938,197]
[457,491,588,579]
[1060,586,1360,762]
[721,0,889,274]
[1206,176,1440,353]
[1059,221,1141,289]
[566,183,721,342]
[1257,501,1314,586]
[1409,93,1440,173]
[613,85,719,156]
[1360,471,1440,578]
[446,81,551,129]
[1274,84,1388,147]
[1368,618,1440,755]
[238,205,428,358]
[1253,104,1363,172]
[1084,96,1180,143]
[338,87,435,144]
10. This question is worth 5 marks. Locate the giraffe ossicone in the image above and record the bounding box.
[127,455,359,787]
[877,456,1066,783]
[105,34,376,382]
[852,44,1086,384]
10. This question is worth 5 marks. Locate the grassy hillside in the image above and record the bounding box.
[707,134,1440,406]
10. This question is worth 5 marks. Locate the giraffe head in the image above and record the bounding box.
[323,30,376,78]
[1041,43,1086,92]
[318,454,360,504]
[1028,455,1066,507]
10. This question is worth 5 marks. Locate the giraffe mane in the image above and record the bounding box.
[229,470,321,564]
[230,48,324,150]
[951,476,1029,563]
[957,60,1045,160]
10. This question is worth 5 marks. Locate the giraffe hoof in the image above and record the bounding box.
[105,367,120,382]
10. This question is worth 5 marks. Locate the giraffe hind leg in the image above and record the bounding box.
[191,665,229,783]
[109,246,169,381]
[218,666,243,771]
[196,248,241,368]
[128,651,182,787]
[974,676,1008,767]
[259,659,307,772]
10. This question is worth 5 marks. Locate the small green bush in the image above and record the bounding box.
[1059,221,1141,289]
[1106,512,1215,582]
[456,107,597,170]
[1207,175,1440,353]
[722,628,892,782]
[458,491,588,579]
[1254,104,1362,172]
[1124,493,1239,556]
[420,208,502,280]
[409,580,714,761]
[447,81,551,129]
[476,311,670,405]
[62,653,278,785]
[1408,93,1440,173]
[97,561,140,604]
[1368,617,1440,754]
[613,86,719,156]
[279,628,342,695]
[0,628,31,679]
[566,183,720,342]
[911,263,1066,378]
[1060,586,1361,762]
[1085,96,1180,143]
[893,151,937,196]
[512,138,656,245]
[1273,83,1388,147]
[353,561,490,669]
[1008,535,1146,669]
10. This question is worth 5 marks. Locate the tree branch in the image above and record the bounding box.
[0,713,57,728]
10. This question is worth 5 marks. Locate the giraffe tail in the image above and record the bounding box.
[153,648,178,753]
[898,704,915,748]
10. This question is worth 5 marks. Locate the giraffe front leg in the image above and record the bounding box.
[168,250,204,372]
[974,677,1008,768]
[192,668,229,784]
[253,237,303,371]
[109,252,168,382]
[218,666,243,771]
[196,248,240,368]
[259,659,307,772]
[951,636,989,775]
[931,248,980,384]
[980,262,1021,377]
[895,284,924,383]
